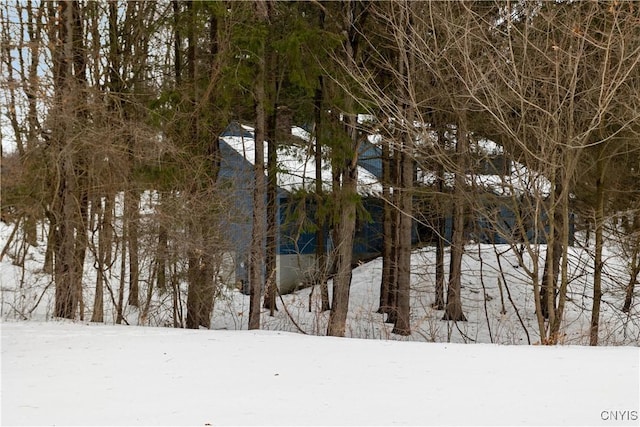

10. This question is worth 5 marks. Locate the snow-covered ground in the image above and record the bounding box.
[1,220,640,425]
[2,321,639,426]
[212,243,640,345]
[2,195,639,346]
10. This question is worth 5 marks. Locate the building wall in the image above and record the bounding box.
[276,253,318,294]
[218,139,255,289]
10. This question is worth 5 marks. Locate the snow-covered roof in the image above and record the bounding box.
[360,126,548,197]
[417,160,551,197]
[222,121,549,198]
[474,137,504,156]
[220,125,381,196]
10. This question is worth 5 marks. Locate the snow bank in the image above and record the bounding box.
[2,321,638,426]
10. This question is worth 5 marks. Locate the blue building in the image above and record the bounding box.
[218,123,383,294]
[218,123,573,294]
[356,133,574,246]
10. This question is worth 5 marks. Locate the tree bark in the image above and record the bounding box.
[263,41,278,314]
[156,219,168,293]
[50,0,88,320]
[443,116,467,322]
[54,154,81,319]
[186,235,215,329]
[126,189,140,307]
[248,0,270,330]
[182,3,223,330]
[590,152,605,345]
[326,1,368,336]
[622,239,639,313]
[392,4,414,335]
[540,174,562,322]
[386,150,401,325]
[116,229,126,325]
[378,135,394,315]
[433,128,446,310]
[314,73,331,312]
[91,195,112,323]
[327,143,358,337]
[392,137,413,335]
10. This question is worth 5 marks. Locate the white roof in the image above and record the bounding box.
[221,125,381,196]
[417,161,551,197]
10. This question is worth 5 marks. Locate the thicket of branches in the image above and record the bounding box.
[1,0,638,344]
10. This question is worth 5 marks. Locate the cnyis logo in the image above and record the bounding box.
[600,410,639,421]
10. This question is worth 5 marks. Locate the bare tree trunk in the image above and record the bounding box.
[590,152,605,345]
[71,0,89,322]
[541,248,558,322]
[91,260,104,323]
[326,0,370,337]
[392,4,414,335]
[171,260,181,328]
[1,48,22,158]
[54,154,80,319]
[433,136,446,310]
[386,150,401,325]
[327,137,358,337]
[622,237,639,313]
[552,169,571,343]
[126,189,140,307]
[316,10,330,313]
[378,136,394,315]
[156,218,168,293]
[50,0,87,320]
[186,231,215,329]
[116,228,126,325]
[263,49,278,314]
[314,70,330,312]
[248,1,270,330]
[179,3,223,330]
[183,0,200,330]
[392,138,413,335]
[622,210,640,314]
[16,1,43,247]
[43,211,55,274]
[186,243,201,329]
[443,116,467,322]
[540,174,562,322]
[74,188,88,320]
[91,196,111,323]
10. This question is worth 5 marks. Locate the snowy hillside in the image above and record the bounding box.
[2,220,640,425]
[1,220,639,345]
[2,321,639,426]
[209,243,640,345]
